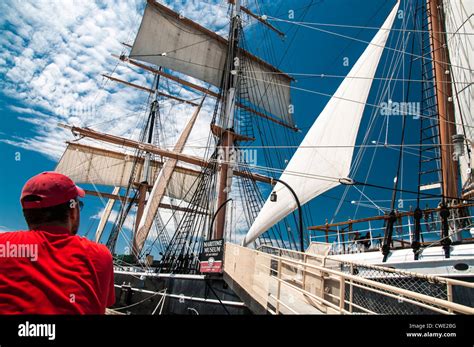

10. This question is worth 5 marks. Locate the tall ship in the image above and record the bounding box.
[54,0,473,314]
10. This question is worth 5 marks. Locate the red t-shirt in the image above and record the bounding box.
[0,225,115,314]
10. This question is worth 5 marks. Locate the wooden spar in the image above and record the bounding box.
[240,6,285,37]
[114,54,299,132]
[103,74,154,93]
[113,53,219,97]
[95,186,120,243]
[427,0,459,201]
[133,97,205,255]
[58,124,273,184]
[308,202,474,231]
[134,183,148,238]
[211,124,255,142]
[102,74,199,106]
[83,189,208,215]
[64,141,203,178]
[62,124,208,165]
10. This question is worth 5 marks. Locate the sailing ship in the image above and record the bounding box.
[53,0,473,314]
[244,0,474,282]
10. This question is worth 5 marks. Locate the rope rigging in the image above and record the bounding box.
[66,0,473,270]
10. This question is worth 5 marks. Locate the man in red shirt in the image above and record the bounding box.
[0,172,115,314]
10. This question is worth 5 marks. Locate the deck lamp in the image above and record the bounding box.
[270,191,277,202]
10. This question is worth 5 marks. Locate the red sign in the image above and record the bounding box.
[199,260,223,273]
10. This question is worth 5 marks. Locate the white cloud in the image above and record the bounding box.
[0,0,145,158]
[0,225,13,233]
[91,207,136,232]
[161,0,230,36]
[8,105,51,118]
[0,0,231,160]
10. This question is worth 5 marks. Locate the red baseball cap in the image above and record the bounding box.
[21,172,85,209]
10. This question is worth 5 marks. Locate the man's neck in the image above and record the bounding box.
[30,224,72,235]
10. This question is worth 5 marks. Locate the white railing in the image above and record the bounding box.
[224,243,474,315]
[309,214,474,255]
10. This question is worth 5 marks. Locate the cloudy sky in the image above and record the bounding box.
[0,0,234,159]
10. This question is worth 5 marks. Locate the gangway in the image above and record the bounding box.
[223,243,474,315]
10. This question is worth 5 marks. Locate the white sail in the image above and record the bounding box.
[243,2,399,247]
[444,0,474,193]
[55,142,202,206]
[130,1,294,125]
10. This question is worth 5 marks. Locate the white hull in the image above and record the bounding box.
[330,243,474,278]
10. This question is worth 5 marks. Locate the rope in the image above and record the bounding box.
[113,288,167,311]
[205,278,230,315]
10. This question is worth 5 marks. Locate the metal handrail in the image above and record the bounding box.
[237,244,474,314]
[257,244,474,288]
[308,213,474,255]
[309,215,473,240]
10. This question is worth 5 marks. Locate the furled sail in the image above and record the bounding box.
[443,0,474,196]
[95,186,120,243]
[243,2,400,246]
[55,142,202,206]
[130,0,294,126]
[133,98,205,255]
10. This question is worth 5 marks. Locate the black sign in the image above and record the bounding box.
[199,239,224,273]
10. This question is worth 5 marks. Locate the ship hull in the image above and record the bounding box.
[112,270,250,315]
[329,243,474,308]
[329,242,474,278]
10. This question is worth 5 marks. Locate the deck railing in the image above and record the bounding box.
[308,205,474,255]
[223,243,474,314]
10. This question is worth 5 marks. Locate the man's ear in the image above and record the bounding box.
[71,204,78,219]
[69,204,80,235]
[68,199,80,228]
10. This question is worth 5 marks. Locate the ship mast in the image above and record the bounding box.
[134,74,160,254]
[57,0,296,262]
[426,0,460,202]
[213,0,242,240]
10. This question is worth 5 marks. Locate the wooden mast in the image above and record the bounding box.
[213,0,242,240]
[426,0,460,201]
[133,76,160,254]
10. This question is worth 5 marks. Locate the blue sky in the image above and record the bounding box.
[0,0,463,255]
